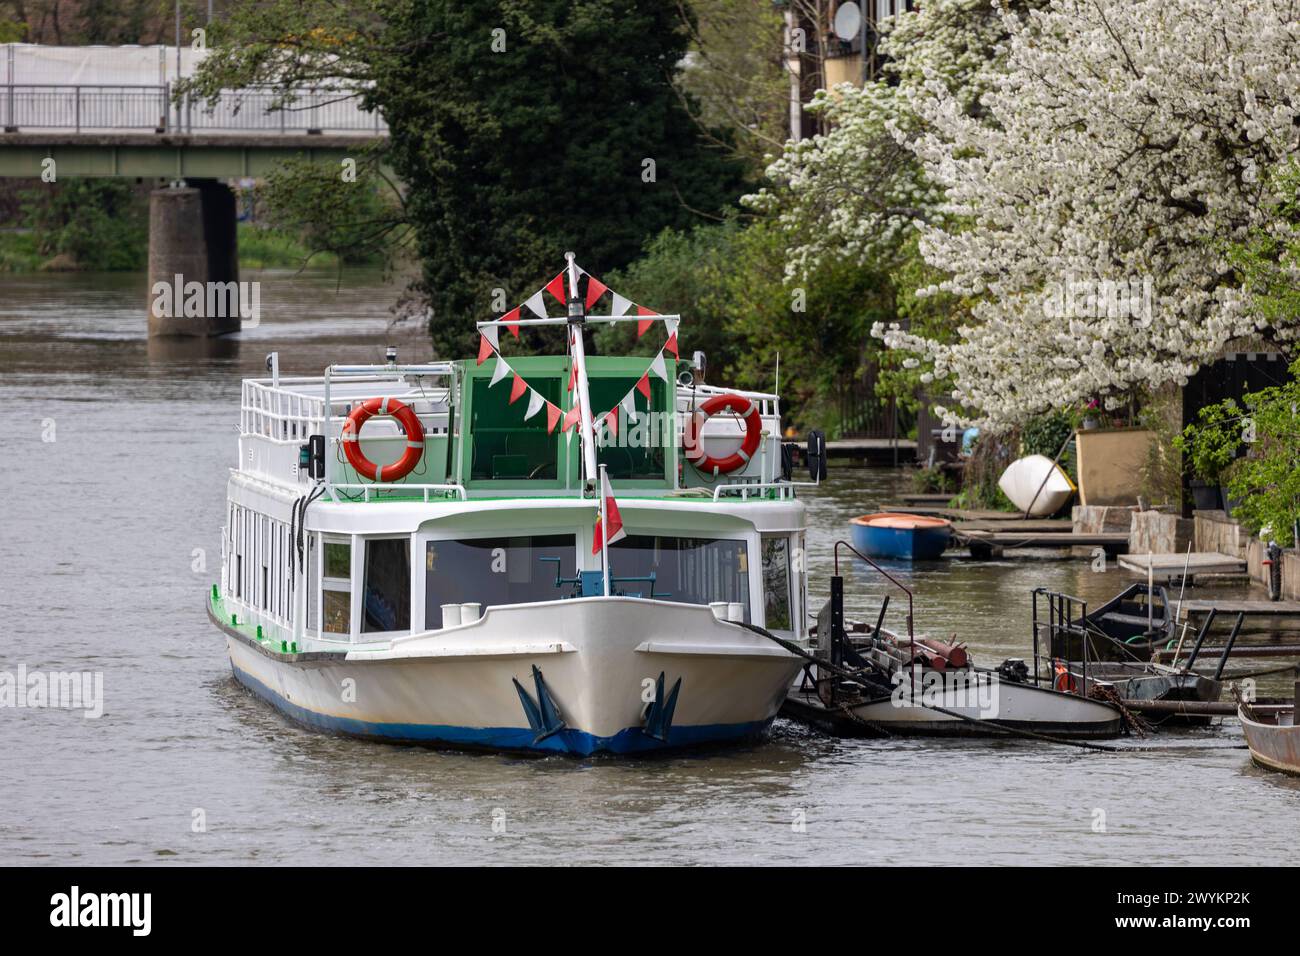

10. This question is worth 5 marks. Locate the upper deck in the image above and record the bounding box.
[237,354,800,505]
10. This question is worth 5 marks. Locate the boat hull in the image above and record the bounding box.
[783,675,1123,739]
[849,519,950,560]
[1239,704,1300,775]
[214,597,802,756]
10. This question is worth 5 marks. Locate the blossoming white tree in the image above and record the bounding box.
[882,0,1300,427]
[759,0,1300,428]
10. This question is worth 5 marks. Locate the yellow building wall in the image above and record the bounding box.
[1075,428,1153,506]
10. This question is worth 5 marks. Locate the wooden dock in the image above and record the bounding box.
[1118,552,1247,578]
[1174,599,1300,617]
[825,438,917,465]
[957,529,1127,558]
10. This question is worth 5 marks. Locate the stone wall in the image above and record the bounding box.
[1128,510,1193,554]
[1194,510,1249,559]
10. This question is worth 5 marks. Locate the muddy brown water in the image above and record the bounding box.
[2,270,1297,865]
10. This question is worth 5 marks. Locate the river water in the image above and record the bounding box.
[2,270,1297,866]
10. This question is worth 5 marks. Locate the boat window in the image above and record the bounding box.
[609,535,750,619]
[470,376,561,481]
[306,533,319,631]
[322,536,352,636]
[362,538,410,633]
[425,535,575,628]
[589,375,668,480]
[762,535,792,631]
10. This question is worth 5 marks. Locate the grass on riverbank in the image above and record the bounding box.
[0,222,350,273]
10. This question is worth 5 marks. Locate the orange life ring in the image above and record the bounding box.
[341,396,425,482]
[683,392,763,477]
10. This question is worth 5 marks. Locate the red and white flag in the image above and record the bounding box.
[591,469,626,555]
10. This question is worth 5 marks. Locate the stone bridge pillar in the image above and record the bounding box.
[147,179,241,337]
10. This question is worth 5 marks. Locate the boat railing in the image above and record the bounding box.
[711,479,817,501]
[1031,587,1090,693]
[329,482,467,502]
[833,539,918,696]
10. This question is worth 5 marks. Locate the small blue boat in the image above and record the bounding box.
[850,512,952,560]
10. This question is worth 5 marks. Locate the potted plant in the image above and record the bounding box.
[1175,399,1244,512]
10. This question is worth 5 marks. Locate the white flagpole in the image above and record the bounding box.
[565,251,599,487]
[599,463,611,597]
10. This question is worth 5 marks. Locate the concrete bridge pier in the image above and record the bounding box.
[147,179,241,337]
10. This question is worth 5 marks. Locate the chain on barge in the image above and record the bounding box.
[208,254,820,755]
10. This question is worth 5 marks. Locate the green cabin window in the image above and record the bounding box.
[469,373,561,481]
[589,376,669,481]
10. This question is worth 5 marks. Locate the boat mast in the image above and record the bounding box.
[565,251,599,489]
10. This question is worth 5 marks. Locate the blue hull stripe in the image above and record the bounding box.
[230,664,771,756]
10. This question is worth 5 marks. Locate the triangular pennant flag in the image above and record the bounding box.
[567,359,577,393]
[477,332,494,365]
[562,404,582,432]
[635,373,651,400]
[621,390,638,423]
[509,373,528,405]
[592,470,627,555]
[524,388,545,420]
[524,290,547,319]
[664,331,679,358]
[545,271,567,303]
[585,276,608,309]
[545,401,562,434]
[489,355,512,387]
[610,292,632,316]
[502,306,521,337]
[649,352,668,382]
[636,304,658,338]
[604,407,619,442]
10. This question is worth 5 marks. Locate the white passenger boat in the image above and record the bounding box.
[208,255,810,755]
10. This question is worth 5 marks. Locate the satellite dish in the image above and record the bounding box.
[833,2,862,41]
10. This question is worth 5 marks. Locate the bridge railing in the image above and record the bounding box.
[0,84,386,135]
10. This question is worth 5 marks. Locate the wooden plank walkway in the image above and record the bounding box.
[959,530,1128,547]
[1118,552,1246,577]
[1175,599,1300,617]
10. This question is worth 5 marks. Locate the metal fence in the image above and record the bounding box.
[0,83,387,135]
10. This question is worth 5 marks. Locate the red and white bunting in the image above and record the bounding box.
[524,388,546,420]
[649,352,669,383]
[604,407,619,442]
[584,275,608,308]
[509,374,528,404]
[477,324,500,365]
[489,354,512,387]
[545,402,562,434]
[523,289,547,319]
[544,271,567,303]
[635,373,651,399]
[501,306,521,337]
[621,391,638,423]
[610,291,633,316]
[635,305,658,338]
[562,403,582,433]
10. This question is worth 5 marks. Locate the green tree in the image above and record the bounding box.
[21,180,147,271]
[184,0,748,358]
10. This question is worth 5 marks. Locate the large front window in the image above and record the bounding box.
[609,535,750,619]
[424,535,575,628]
